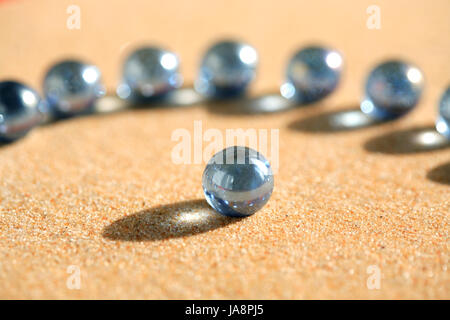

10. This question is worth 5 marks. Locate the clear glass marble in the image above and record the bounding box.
[202,146,274,217]
[0,81,45,141]
[118,46,182,101]
[281,46,343,104]
[436,86,450,139]
[195,40,258,98]
[361,60,424,120]
[43,60,105,117]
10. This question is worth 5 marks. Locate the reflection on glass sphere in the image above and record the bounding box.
[436,86,450,139]
[361,60,424,120]
[281,46,343,104]
[202,146,273,217]
[0,81,45,141]
[195,40,258,98]
[118,46,182,101]
[43,60,105,117]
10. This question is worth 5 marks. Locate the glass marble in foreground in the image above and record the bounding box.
[202,146,274,217]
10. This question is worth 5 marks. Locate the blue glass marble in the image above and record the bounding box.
[202,146,274,217]
[436,86,450,139]
[195,40,258,98]
[361,60,424,120]
[280,46,343,104]
[0,81,44,141]
[118,46,182,101]
[43,60,105,117]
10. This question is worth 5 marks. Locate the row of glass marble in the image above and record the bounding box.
[0,39,449,142]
